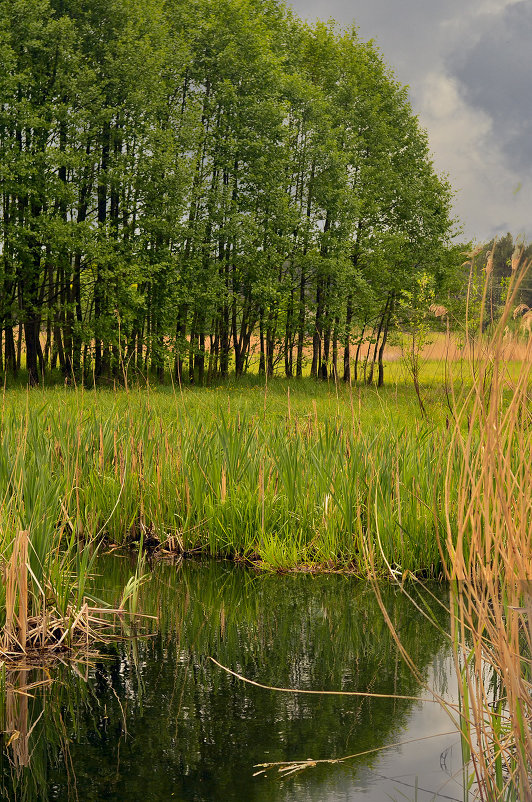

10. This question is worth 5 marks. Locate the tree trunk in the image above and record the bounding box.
[377,294,394,387]
[343,295,353,382]
[296,263,306,378]
[259,311,265,376]
[95,120,110,379]
[310,278,322,379]
[367,300,389,385]
[4,326,16,376]
[196,314,205,385]
[188,311,197,384]
[175,303,187,384]
[284,287,293,378]
[219,259,230,377]
[332,317,339,381]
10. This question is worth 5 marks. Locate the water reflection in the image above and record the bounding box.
[1,559,462,801]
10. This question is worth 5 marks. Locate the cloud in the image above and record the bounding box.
[449,0,532,174]
[419,72,532,240]
[288,0,531,240]
[290,0,495,83]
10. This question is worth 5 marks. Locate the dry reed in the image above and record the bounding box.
[366,251,532,800]
[443,252,532,801]
[0,528,147,661]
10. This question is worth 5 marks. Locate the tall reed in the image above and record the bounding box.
[0,417,146,658]
[0,378,459,655]
[443,251,532,800]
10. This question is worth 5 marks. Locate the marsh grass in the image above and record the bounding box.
[0,531,145,660]
[0,337,512,661]
[0,372,458,660]
[0,291,530,672]
[0,390,452,579]
[0,511,147,660]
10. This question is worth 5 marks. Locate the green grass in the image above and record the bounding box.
[0,377,457,583]
[0,369,505,660]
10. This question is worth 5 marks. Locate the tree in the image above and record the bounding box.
[0,0,457,385]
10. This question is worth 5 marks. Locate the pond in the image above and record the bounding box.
[1,559,464,801]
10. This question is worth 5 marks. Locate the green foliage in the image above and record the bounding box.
[0,0,456,386]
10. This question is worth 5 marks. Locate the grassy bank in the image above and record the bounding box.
[0,379,454,577]
[0,376,457,657]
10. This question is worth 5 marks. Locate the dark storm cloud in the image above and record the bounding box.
[289,0,532,239]
[450,1,532,173]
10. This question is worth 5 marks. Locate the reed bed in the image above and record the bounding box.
[0,492,146,661]
[0,314,527,669]
[0,391,453,580]
[442,256,532,801]
[0,527,145,661]
[0,379,458,657]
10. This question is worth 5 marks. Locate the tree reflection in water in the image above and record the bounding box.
[1,558,459,802]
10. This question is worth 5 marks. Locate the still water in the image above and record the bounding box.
[1,559,464,801]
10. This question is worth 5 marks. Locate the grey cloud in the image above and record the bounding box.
[290,0,487,81]
[288,0,531,238]
[449,1,532,173]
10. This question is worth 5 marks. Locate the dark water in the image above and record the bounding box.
[1,559,464,801]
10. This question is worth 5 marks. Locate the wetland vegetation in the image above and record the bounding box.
[1,257,531,800]
[1,299,531,799]
[0,0,531,798]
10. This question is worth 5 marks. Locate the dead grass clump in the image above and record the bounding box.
[1,529,146,662]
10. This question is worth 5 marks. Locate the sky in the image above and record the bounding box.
[289,0,532,242]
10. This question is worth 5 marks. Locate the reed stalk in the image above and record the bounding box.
[0,388,453,587]
[3,531,28,653]
[443,251,532,801]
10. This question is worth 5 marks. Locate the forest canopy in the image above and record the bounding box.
[0,0,458,384]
